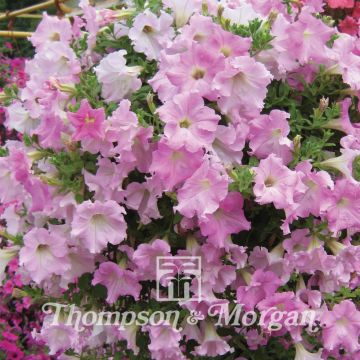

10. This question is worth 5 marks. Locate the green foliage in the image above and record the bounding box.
[229,166,255,199]
[324,287,360,307]
[264,67,352,165]
[133,0,163,13]
[222,18,274,56]
[46,150,98,202]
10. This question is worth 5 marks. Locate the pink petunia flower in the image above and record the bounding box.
[129,10,175,60]
[325,179,360,235]
[92,261,141,303]
[213,55,273,117]
[253,154,305,209]
[132,239,171,280]
[321,300,360,352]
[249,110,293,164]
[68,99,105,141]
[94,50,142,103]
[211,123,248,166]
[71,200,127,254]
[157,93,220,152]
[30,13,72,50]
[287,9,334,65]
[165,43,225,100]
[236,269,282,311]
[175,160,229,219]
[194,321,233,357]
[19,228,70,284]
[150,140,204,190]
[199,192,250,249]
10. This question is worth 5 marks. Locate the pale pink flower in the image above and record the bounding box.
[94,50,142,103]
[68,99,105,141]
[328,34,360,91]
[253,154,305,209]
[325,179,360,234]
[30,13,72,50]
[150,140,204,190]
[71,200,127,254]
[157,93,220,151]
[195,321,233,357]
[34,315,78,355]
[211,123,248,166]
[287,9,335,65]
[146,323,185,360]
[321,300,360,352]
[175,161,229,219]
[165,43,225,99]
[249,110,293,164]
[213,56,273,117]
[199,192,250,248]
[5,101,39,134]
[294,343,323,360]
[132,239,171,280]
[162,0,202,27]
[129,10,175,60]
[92,262,141,303]
[236,269,282,311]
[19,228,70,284]
[123,178,162,224]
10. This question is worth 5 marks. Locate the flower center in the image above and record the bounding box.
[91,214,106,225]
[171,151,183,160]
[191,67,205,80]
[220,46,232,57]
[265,176,276,187]
[338,197,349,207]
[143,25,154,34]
[36,244,49,255]
[193,33,206,42]
[179,117,191,128]
[200,179,211,189]
[50,32,60,41]
[85,115,95,124]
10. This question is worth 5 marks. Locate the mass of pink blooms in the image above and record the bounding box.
[1,0,360,359]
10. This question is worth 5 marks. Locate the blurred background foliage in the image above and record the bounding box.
[0,0,56,57]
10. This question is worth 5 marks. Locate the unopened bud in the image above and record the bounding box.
[319,97,329,112]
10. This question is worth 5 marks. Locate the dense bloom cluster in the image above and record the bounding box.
[1,0,360,359]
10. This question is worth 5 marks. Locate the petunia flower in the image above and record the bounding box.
[175,160,228,219]
[92,262,141,303]
[30,13,72,50]
[128,10,175,60]
[321,300,360,353]
[325,179,360,235]
[199,192,250,249]
[68,99,105,141]
[213,55,273,117]
[236,269,282,311]
[94,50,142,103]
[132,239,171,280]
[149,140,204,190]
[253,154,305,209]
[19,228,70,284]
[249,110,293,164]
[194,321,233,357]
[157,93,220,152]
[71,200,127,254]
